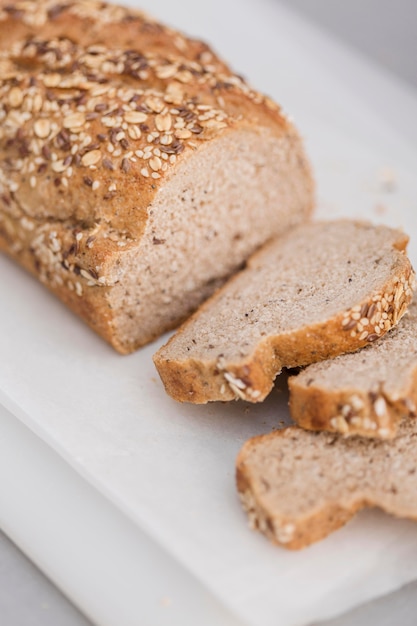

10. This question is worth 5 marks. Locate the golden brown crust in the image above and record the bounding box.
[0,0,229,72]
[0,0,312,352]
[154,229,414,403]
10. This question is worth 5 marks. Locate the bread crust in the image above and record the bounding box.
[154,225,414,402]
[0,0,314,352]
[0,0,229,73]
[288,380,417,440]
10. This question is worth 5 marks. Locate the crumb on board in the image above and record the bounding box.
[379,167,397,193]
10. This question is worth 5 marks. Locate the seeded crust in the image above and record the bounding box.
[0,0,314,353]
[289,301,417,440]
[0,0,229,72]
[154,221,415,403]
[236,419,417,550]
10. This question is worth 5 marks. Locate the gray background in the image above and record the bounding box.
[287,0,417,88]
[2,1,417,624]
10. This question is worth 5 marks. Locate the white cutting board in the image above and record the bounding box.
[1,1,417,625]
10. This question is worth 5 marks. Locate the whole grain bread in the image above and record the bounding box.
[0,0,229,72]
[0,0,314,353]
[236,419,417,549]
[154,221,414,403]
[289,301,417,439]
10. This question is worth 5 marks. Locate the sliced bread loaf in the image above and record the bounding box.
[236,420,417,549]
[0,1,314,353]
[289,301,417,439]
[154,221,414,403]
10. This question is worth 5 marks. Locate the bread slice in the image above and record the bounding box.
[289,301,417,439]
[154,221,414,403]
[0,1,314,354]
[236,419,417,550]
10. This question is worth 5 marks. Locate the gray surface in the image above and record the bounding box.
[316,580,417,626]
[0,532,91,626]
[1,2,417,626]
[3,524,417,626]
[283,0,417,88]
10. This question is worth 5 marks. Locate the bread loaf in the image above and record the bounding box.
[236,419,417,549]
[0,0,314,353]
[154,221,414,403]
[289,301,417,439]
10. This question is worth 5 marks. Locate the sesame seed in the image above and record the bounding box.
[175,129,192,139]
[124,111,147,124]
[374,396,387,417]
[33,94,43,112]
[9,86,24,108]
[80,269,92,280]
[156,64,178,79]
[145,95,164,112]
[149,156,162,171]
[81,150,101,166]
[155,113,172,132]
[20,217,35,231]
[330,416,349,434]
[176,70,193,84]
[43,73,61,88]
[127,125,141,140]
[341,404,351,417]
[34,119,51,139]
[350,395,364,411]
[51,160,67,173]
[92,181,100,191]
[140,167,149,178]
[63,112,85,128]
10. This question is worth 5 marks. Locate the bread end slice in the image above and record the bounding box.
[236,421,417,549]
[236,436,360,549]
[289,301,417,439]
